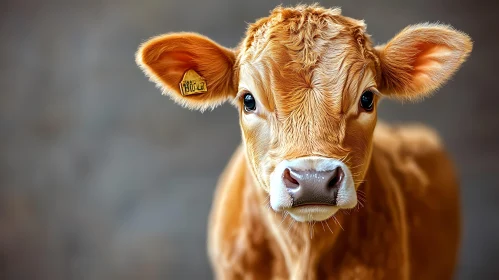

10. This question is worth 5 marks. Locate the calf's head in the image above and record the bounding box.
[136,5,472,222]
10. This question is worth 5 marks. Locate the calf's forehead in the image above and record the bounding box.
[238,40,375,118]
[238,51,366,115]
[236,6,379,116]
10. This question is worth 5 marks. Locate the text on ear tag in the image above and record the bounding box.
[179,69,208,96]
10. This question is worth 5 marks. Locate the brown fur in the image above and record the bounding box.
[136,4,471,279]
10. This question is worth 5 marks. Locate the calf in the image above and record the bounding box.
[136,5,472,279]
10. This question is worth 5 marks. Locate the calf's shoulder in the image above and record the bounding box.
[372,121,458,196]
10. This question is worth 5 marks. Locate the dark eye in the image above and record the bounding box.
[360,90,374,111]
[243,93,256,112]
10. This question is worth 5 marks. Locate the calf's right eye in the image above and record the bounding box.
[243,93,257,112]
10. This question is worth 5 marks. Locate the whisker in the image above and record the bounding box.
[357,200,365,208]
[333,215,345,231]
[321,221,326,232]
[278,212,289,229]
[357,202,365,209]
[261,195,270,206]
[348,164,365,170]
[287,219,295,234]
[357,193,367,200]
[338,154,350,162]
[325,219,334,234]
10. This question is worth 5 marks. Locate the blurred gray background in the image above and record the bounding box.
[1,0,498,279]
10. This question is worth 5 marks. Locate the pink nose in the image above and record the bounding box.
[283,167,344,207]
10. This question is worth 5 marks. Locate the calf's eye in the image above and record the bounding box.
[243,93,256,112]
[360,90,374,111]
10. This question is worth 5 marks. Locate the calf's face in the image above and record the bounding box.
[136,6,471,222]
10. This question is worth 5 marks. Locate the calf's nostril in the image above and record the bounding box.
[283,168,300,189]
[327,167,344,190]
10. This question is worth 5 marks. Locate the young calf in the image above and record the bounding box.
[136,5,472,279]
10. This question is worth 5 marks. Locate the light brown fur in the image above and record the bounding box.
[136,4,472,279]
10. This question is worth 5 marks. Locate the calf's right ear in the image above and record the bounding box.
[136,33,237,111]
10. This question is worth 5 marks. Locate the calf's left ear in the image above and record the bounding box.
[375,24,472,100]
[136,33,237,111]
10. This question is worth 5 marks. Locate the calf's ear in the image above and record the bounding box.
[375,24,472,100]
[136,33,237,111]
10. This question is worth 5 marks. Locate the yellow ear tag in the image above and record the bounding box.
[179,69,208,96]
